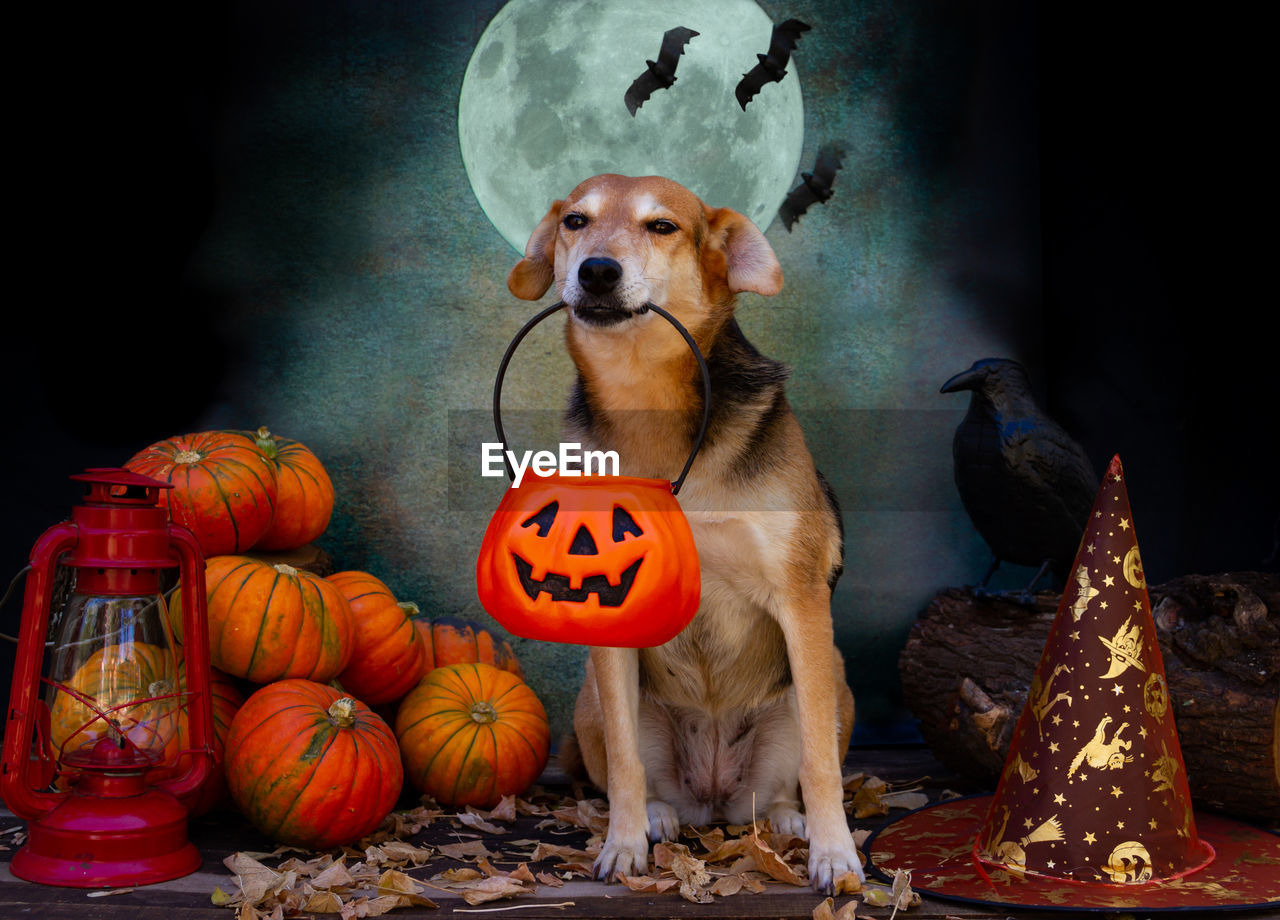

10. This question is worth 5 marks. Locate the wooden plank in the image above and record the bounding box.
[0,746,1073,920]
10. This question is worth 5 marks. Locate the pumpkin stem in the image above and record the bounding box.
[274,563,299,576]
[253,426,279,459]
[398,601,421,617]
[327,697,358,728]
[172,449,204,465]
[468,701,498,725]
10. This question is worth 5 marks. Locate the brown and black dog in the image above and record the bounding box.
[507,174,862,892]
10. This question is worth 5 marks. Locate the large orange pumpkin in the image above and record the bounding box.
[48,642,182,763]
[224,679,402,850]
[243,427,335,551]
[178,664,244,816]
[171,555,353,683]
[414,616,524,681]
[125,430,277,556]
[395,662,548,808]
[327,570,426,705]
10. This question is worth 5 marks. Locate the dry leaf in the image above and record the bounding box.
[861,886,892,908]
[438,868,485,883]
[364,839,434,866]
[744,825,806,886]
[458,811,508,835]
[618,874,679,893]
[812,895,859,920]
[437,839,494,860]
[880,790,930,812]
[708,875,744,897]
[535,872,565,888]
[300,889,345,913]
[888,867,920,919]
[832,871,864,895]
[457,875,535,906]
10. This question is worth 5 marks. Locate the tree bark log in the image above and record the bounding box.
[900,572,1280,823]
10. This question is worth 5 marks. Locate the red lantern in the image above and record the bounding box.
[476,303,704,647]
[0,469,215,888]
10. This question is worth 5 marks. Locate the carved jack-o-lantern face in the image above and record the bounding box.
[477,473,700,647]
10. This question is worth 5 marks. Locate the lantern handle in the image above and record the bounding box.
[491,302,711,495]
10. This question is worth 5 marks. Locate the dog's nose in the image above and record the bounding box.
[578,257,622,296]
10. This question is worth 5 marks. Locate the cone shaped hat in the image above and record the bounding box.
[868,455,1280,910]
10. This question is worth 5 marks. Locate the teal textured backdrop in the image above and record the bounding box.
[178,0,1042,742]
[7,3,1274,745]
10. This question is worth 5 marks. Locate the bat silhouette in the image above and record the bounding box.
[778,144,843,230]
[625,26,699,116]
[735,18,810,110]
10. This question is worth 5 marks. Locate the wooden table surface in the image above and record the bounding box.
[3,745,1274,920]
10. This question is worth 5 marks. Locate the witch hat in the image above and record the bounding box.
[868,455,1280,911]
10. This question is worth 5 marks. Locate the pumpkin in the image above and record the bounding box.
[48,642,182,763]
[327,570,426,705]
[224,679,402,850]
[414,616,524,681]
[243,426,335,551]
[395,662,548,808]
[125,430,277,556]
[476,473,701,647]
[170,555,354,683]
[178,664,244,816]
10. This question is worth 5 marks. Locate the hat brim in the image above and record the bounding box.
[867,795,1280,912]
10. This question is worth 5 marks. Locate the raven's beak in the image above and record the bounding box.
[940,368,980,394]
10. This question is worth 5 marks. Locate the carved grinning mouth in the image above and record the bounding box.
[513,556,642,607]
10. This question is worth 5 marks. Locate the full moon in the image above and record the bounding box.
[458,0,805,254]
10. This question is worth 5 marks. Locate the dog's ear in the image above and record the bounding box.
[507,200,563,300]
[704,207,783,296]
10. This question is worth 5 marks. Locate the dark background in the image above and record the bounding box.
[3,3,1274,739]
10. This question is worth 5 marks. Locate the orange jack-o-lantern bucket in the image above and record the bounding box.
[476,302,706,647]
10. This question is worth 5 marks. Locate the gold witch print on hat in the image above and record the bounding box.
[867,454,1280,912]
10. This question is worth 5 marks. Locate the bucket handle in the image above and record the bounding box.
[492,302,711,495]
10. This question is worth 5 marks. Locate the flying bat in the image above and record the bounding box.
[735,18,810,110]
[625,26,699,116]
[778,144,843,231]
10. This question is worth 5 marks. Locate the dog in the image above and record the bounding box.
[506,174,862,893]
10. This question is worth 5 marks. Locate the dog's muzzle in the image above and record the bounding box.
[569,257,648,326]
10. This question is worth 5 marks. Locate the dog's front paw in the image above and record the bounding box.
[594,832,651,882]
[767,804,806,838]
[807,837,865,894]
[646,800,680,842]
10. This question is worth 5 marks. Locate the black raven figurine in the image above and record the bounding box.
[625,26,699,116]
[941,358,1098,598]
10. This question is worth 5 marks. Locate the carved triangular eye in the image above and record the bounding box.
[569,526,598,555]
[612,506,643,541]
[521,502,559,537]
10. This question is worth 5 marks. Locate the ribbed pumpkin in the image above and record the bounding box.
[224,679,402,850]
[178,664,244,816]
[170,555,354,684]
[414,616,524,681]
[242,426,335,551]
[395,662,548,808]
[48,642,182,762]
[327,570,426,705]
[124,430,277,556]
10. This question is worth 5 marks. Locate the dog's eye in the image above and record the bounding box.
[647,219,678,235]
[563,213,588,230]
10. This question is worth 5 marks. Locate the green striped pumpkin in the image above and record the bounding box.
[125,430,277,556]
[395,662,548,808]
[224,679,401,849]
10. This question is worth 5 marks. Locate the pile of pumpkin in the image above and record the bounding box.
[109,428,550,850]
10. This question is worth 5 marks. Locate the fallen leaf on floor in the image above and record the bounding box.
[812,895,859,919]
